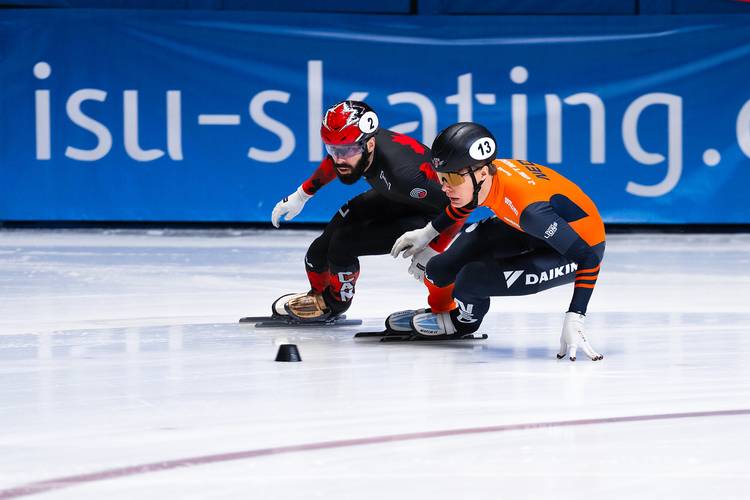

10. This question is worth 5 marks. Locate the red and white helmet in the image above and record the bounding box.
[320,100,379,146]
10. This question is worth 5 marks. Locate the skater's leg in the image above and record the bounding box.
[425,217,538,288]
[287,192,428,321]
[422,219,463,312]
[414,246,579,337]
[424,280,454,313]
[322,192,432,314]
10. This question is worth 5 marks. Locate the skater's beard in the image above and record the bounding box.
[335,148,372,185]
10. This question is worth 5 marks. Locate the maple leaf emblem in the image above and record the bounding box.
[324,102,360,131]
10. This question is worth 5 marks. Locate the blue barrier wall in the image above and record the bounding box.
[1,10,750,223]
[4,0,750,14]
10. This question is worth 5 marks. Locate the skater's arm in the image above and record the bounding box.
[390,161,468,259]
[519,201,605,362]
[400,167,470,232]
[390,222,439,259]
[272,157,337,227]
[431,204,474,233]
[519,201,603,314]
[391,212,465,261]
[301,157,337,195]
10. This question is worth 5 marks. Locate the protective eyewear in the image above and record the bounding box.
[325,142,364,160]
[438,168,478,187]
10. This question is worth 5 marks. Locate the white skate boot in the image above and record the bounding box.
[410,310,457,336]
[271,293,298,317]
[385,308,428,332]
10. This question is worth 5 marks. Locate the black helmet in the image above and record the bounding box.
[431,122,497,173]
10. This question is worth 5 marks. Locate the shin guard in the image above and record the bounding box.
[326,263,360,315]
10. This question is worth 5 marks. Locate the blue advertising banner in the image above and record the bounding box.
[1,11,750,223]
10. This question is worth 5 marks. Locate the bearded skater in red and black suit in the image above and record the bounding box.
[269,100,461,330]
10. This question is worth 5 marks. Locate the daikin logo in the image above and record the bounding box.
[504,270,524,287]
[526,263,578,285]
[504,262,578,288]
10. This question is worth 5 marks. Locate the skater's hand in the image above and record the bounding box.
[391,223,440,259]
[271,186,313,228]
[408,246,439,281]
[557,312,603,362]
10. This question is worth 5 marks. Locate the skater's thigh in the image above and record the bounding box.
[312,190,388,251]
[424,218,500,286]
[331,214,430,257]
[440,217,514,264]
[485,248,576,296]
[463,217,546,259]
[329,190,395,228]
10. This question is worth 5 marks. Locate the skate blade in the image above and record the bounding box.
[253,317,361,328]
[354,331,488,342]
[240,314,348,324]
[239,315,282,323]
[382,333,487,342]
[353,330,391,338]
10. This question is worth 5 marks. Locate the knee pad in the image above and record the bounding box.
[564,239,602,271]
[453,261,489,297]
[305,236,329,273]
[425,253,455,288]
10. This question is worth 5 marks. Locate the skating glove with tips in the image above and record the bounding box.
[557,312,603,362]
[391,223,439,259]
[271,186,313,228]
[407,246,439,281]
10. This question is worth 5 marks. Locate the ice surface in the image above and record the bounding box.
[1,229,748,499]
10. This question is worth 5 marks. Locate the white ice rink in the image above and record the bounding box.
[1,229,749,499]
